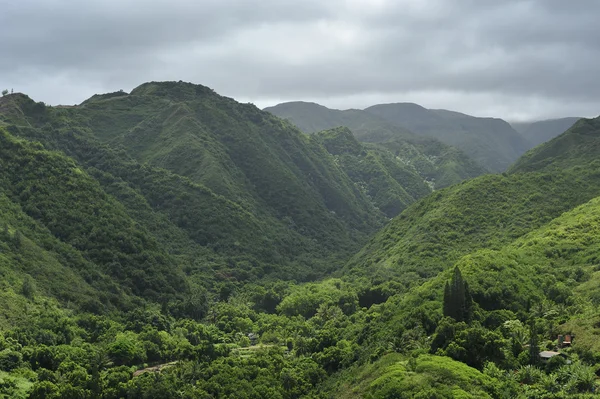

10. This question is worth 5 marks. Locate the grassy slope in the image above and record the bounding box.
[345,115,600,301]
[328,353,496,398]
[346,167,600,287]
[365,193,600,351]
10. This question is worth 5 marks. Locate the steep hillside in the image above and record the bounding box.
[0,85,388,284]
[324,117,600,397]
[365,103,530,172]
[512,117,581,147]
[79,83,384,239]
[313,127,431,218]
[509,117,600,173]
[263,101,414,141]
[377,136,487,189]
[352,193,600,394]
[347,115,600,288]
[312,127,486,218]
[0,128,184,311]
[266,101,488,184]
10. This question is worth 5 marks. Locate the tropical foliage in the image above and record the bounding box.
[0,84,600,398]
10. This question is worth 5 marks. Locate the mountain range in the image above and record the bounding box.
[1,82,600,398]
[265,101,583,173]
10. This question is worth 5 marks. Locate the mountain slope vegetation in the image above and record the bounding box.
[512,117,581,147]
[510,117,600,173]
[313,127,430,218]
[348,116,600,284]
[1,84,600,398]
[312,127,486,218]
[0,86,391,286]
[365,103,531,172]
[266,101,488,185]
[0,128,184,307]
[263,101,414,141]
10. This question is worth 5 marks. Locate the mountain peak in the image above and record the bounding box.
[265,101,334,112]
[80,90,129,105]
[313,126,362,156]
[365,102,528,172]
[0,92,47,125]
[129,80,217,101]
[366,102,428,110]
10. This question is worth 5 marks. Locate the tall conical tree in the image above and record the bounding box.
[443,281,452,318]
[443,266,473,322]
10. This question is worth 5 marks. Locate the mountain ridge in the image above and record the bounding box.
[511,116,583,147]
[2,82,600,398]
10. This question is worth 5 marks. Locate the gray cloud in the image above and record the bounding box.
[1,0,599,120]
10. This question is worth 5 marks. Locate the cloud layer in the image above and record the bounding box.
[2,0,599,120]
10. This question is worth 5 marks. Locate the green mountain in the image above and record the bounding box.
[365,103,531,172]
[355,191,600,385]
[321,115,600,397]
[347,116,600,287]
[263,101,417,142]
[265,101,488,182]
[313,127,430,218]
[0,85,391,288]
[509,117,600,173]
[0,128,185,308]
[512,117,581,147]
[377,136,487,189]
[2,83,600,398]
[313,127,485,218]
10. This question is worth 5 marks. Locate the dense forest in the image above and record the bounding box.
[1,82,600,398]
[265,101,532,173]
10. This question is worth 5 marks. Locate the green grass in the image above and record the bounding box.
[0,370,34,399]
[327,353,496,398]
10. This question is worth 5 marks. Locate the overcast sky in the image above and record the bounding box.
[1,0,599,121]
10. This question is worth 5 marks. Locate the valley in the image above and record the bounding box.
[0,82,599,398]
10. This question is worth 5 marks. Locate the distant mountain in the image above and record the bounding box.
[509,117,600,173]
[511,117,582,147]
[264,101,414,142]
[365,103,531,172]
[265,102,487,187]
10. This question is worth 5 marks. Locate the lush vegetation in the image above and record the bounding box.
[265,102,487,183]
[263,101,414,141]
[1,85,600,398]
[265,100,532,173]
[364,103,531,172]
[313,127,430,218]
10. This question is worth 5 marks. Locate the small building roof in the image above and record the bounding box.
[539,351,562,359]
